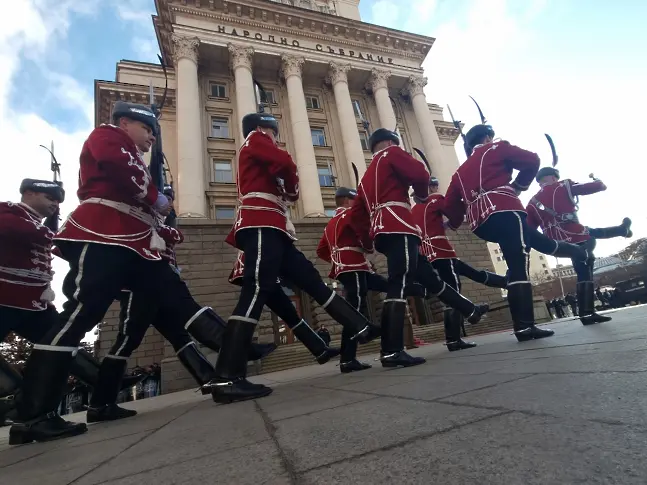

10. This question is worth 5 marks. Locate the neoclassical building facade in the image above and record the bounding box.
[96,0,465,219]
[94,0,521,389]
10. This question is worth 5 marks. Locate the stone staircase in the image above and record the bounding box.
[255,299,549,375]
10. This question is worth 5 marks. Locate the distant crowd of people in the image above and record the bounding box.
[545,286,624,319]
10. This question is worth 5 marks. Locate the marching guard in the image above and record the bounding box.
[348,129,489,368]
[212,113,379,404]
[317,186,387,373]
[526,167,632,324]
[8,101,233,445]
[443,124,586,342]
[0,179,143,425]
[229,252,341,365]
[412,176,507,351]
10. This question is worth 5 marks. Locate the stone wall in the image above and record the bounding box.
[96,218,504,392]
[95,304,166,370]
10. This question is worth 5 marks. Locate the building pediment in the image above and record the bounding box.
[154,0,434,70]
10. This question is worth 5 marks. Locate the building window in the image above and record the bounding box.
[213,160,233,183]
[497,256,502,261]
[210,82,227,98]
[211,117,230,138]
[542,263,547,268]
[324,208,336,217]
[359,131,370,151]
[260,89,276,105]
[544,270,550,274]
[305,95,321,110]
[311,128,327,146]
[318,164,335,187]
[215,206,236,219]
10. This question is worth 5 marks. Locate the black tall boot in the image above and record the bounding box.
[380,301,425,368]
[9,348,87,445]
[438,287,489,324]
[70,349,146,391]
[0,356,22,424]
[590,218,633,239]
[86,356,137,423]
[507,283,555,342]
[482,271,507,288]
[186,307,277,362]
[444,309,477,351]
[176,342,216,394]
[323,294,380,344]
[291,319,341,364]
[553,241,588,261]
[211,318,273,404]
[577,281,612,325]
[339,325,371,374]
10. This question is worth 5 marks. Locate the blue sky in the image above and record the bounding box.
[1,0,645,315]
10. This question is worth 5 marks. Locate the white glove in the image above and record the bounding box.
[154,193,170,212]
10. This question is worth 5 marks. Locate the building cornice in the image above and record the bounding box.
[434,120,461,143]
[154,0,434,68]
[95,80,176,127]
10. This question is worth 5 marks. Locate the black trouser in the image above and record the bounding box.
[42,242,203,348]
[110,290,193,358]
[337,271,388,362]
[475,212,531,285]
[374,234,419,301]
[0,306,59,398]
[0,306,59,345]
[233,228,338,322]
[572,238,597,282]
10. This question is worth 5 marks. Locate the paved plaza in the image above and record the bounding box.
[2,305,647,484]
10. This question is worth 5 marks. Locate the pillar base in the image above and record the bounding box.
[304,212,328,218]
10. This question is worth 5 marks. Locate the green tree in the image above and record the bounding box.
[0,332,33,367]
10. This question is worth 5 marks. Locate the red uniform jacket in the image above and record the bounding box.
[225,130,299,248]
[55,125,163,260]
[229,251,245,284]
[316,207,372,279]
[0,202,55,311]
[444,140,540,231]
[348,145,429,245]
[157,217,184,269]
[411,194,457,262]
[526,179,605,243]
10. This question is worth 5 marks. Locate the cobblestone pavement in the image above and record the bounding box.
[2,305,646,484]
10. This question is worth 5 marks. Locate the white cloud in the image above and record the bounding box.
[0,1,102,340]
[116,0,159,63]
[370,0,646,262]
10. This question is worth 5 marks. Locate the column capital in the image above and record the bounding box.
[228,43,254,72]
[171,34,200,64]
[281,55,305,80]
[365,68,391,92]
[406,75,428,97]
[327,62,351,86]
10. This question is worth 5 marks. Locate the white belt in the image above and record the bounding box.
[332,246,364,254]
[84,198,155,226]
[371,201,418,233]
[72,198,165,251]
[374,201,411,211]
[239,192,296,236]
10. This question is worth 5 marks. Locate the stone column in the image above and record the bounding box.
[327,62,367,183]
[228,43,256,145]
[281,55,325,217]
[366,68,396,130]
[406,75,454,192]
[172,34,206,217]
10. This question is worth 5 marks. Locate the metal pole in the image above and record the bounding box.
[555,257,565,298]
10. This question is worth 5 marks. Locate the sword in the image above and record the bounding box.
[545,133,558,168]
